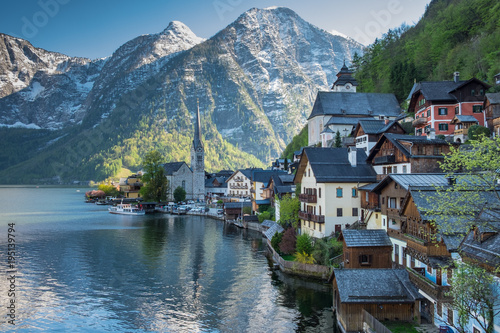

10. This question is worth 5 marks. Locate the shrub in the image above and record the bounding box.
[296,233,313,255]
[258,210,272,223]
[271,232,283,254]
[295,251,315,264]
[468,125,491,141]
[279,228,296,255]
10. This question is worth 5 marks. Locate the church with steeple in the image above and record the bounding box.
[163,102,205,202]
[190,102,205,201]
[307,61,402,147]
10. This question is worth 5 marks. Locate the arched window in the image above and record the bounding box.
[182,180,186,190]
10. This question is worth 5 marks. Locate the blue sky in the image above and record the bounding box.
[1,0,430,59]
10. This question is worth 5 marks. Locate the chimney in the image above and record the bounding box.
[348,147,357,167]
[385,118,390,125]
[454,71,460,83]
[427,128,436,140]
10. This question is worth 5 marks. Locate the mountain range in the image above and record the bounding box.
[0,7,363,184]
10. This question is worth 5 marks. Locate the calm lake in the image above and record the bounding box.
[0,187,333,332]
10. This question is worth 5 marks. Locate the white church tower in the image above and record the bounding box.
[191,101,205,201]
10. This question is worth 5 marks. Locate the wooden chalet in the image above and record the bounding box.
[400,187,464,324]
[352,118,406,153]
[339,229,393,269]
[224,201,252,220]
[450,115,478,143]
[332,268,422,332]
[366,133,456,180]
[484,92,500,137]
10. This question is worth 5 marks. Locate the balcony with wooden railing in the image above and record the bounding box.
[230,184,248,190]
[407,267,452,302]
[298,211,324,223]
[310,214,325,223]
[299,193,317,203]
[387,228,406,242]
[412,117,428,127]
[453,128,469,136]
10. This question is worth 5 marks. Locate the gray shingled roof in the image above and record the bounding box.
[205,176,228,188]
[224,202,252,209]
[357,119,387,134]
[265,222,284,240]
[409,81,463,102]
[342,229,392,247]
[452,115,479,123]
[252,170,287,184]
[486,92,500,105]
[301,147,377,183]
[163,162,189,175]
[460,221,500,268]
[278,174,294,184]
[308,92,401,120]
[326,116,374,126]
[373,174,449,193]
[261,219,275,228]
[408,79,491,102]
[334,269,422,303]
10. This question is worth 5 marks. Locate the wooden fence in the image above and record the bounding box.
[362,309,392,333]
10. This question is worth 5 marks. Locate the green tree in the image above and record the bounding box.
[467,125,491,141]
[140,150,169,202]
[334,130,342,148]
[173,186,186,203]
[258,210,272,223]
[277,194,300,229]
[97,183,120,197]
[424,137,500,235]
[446,261,500,333]
[295,233,313,255]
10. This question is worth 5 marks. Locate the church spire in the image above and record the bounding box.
[193,99,203,150]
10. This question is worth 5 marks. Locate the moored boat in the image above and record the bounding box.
[108,203,145,215]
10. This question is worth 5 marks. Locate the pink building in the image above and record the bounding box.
[408,72,491,141]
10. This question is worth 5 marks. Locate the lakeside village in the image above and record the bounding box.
[86,65,500,333]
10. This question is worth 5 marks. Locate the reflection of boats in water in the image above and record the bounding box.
[172,206,187,215]
[108,203,145,215]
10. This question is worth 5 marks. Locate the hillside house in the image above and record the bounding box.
[250,170,287,212]
[442,216,500,332]
[358,182,382,229]
[371,174,450,267]
[294,147,377,238]
[339,229,393,269]
[205,176,228,200]
[484,92,500,137]
[119,174,143,199]
[366,133,455,180]
[332,268,422,332]
[408,72,490,139]
[450,115,479,143]
[352,118,406,153]
[400,186,467,325]
[226,169,256,199]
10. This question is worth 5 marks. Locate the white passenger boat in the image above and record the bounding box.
[108,203,145,215]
